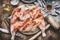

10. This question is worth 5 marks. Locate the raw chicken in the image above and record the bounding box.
[10,5,46,40]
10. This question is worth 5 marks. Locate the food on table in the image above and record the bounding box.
[10,5,46,40]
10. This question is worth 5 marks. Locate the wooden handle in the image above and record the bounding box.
[29,31,41,40]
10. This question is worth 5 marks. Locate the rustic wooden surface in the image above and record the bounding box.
[0,28,59,40]
[0,1,60,40]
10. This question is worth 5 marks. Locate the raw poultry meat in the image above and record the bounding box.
[10,5,46,40]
